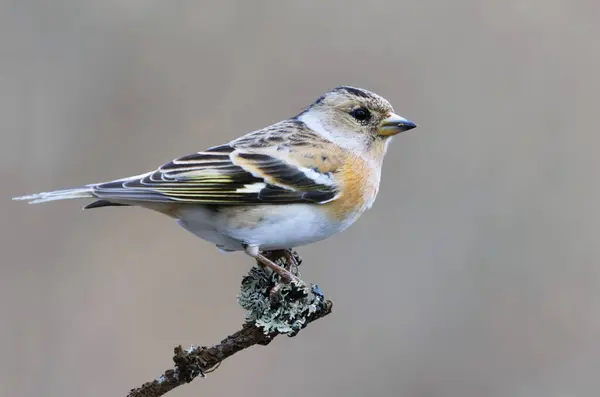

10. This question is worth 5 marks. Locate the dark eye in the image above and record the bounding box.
[350,107,371,123]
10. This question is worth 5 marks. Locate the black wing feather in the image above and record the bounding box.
[90,146,337,205]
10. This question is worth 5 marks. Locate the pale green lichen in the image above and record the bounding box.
[237,266,325,337]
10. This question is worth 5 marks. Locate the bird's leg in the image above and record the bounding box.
[250,248,305,304]
[281,249,299,274]
[243,244,297,284]
[265,248,299,275]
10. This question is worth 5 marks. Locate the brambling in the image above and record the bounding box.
[14,86,416,282]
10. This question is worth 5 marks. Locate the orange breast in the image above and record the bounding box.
[324,154,380,222]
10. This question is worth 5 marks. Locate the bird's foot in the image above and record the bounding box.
[260,249,305,305]
[262,248,301,275]
[238,250,328,336]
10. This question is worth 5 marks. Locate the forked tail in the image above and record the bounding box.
[12,187,94,204]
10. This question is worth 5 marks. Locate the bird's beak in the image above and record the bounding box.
[378,113,417,136]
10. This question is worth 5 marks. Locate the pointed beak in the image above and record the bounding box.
[378,113,417,136]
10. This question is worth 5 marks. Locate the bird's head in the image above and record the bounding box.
[297,86,416,157]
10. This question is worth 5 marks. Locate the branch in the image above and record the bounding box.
[127,250,333,397]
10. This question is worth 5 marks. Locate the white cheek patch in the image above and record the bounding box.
[298,111,369,154]
[298,111,330,138]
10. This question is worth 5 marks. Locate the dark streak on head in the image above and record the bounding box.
[314,95,326,105]
[337,86,370,99]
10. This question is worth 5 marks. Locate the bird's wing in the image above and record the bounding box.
[90,136,342,205]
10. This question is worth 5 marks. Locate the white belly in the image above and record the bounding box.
[175,204,361,252]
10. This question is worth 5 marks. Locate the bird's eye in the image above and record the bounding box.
[350,107,371,124]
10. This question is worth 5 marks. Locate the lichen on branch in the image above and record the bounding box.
[127,250,333,397]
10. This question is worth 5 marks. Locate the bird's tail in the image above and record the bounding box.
[12,187,94,204]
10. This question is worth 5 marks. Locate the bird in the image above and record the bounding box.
[13,86,416,283]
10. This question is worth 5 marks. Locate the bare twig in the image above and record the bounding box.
[127,251,333,397]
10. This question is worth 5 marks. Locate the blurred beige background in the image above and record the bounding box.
[2,1,600,396]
